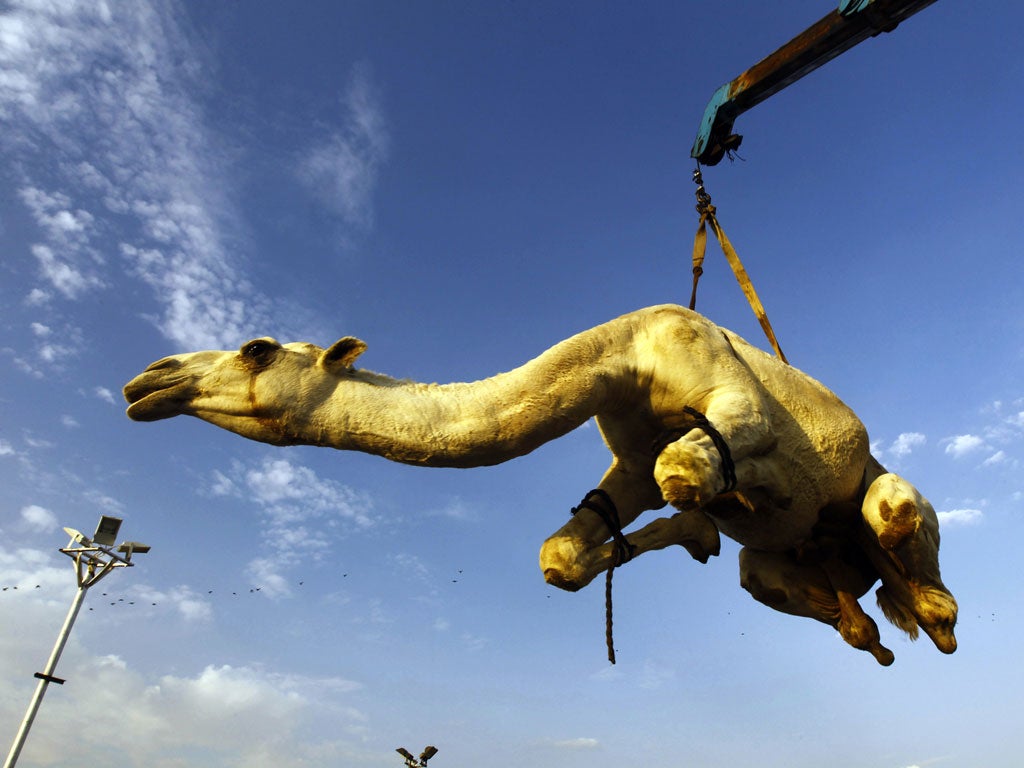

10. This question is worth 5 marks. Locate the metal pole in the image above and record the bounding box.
[3,583,89,768]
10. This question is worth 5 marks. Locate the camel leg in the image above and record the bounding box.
[860,472,958,654]
[739,548,894,666]
[652,390,777,510]
[539,462,666,591]
[560,509,723,589]
[540,393,777,592]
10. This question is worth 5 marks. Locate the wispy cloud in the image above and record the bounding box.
[209,456,375,594]
[890,431,926,458]
[943,434,986,458]
[136,584,215,623]
[4,1,389,358]
[20,504,57,532]
[552,737,600,751]
[937,508,983,527]
[0,0,245,349]
[297,64,389,231]
[94,386,116,404]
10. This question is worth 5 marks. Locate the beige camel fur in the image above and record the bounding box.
[123,304,957,664]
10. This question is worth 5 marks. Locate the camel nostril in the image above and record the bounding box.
[143,357,183,373]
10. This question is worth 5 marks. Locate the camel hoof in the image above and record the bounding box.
[658,476,710,510]
[872,647,896,666]
[543,568,583,592]
[681,532,721,564]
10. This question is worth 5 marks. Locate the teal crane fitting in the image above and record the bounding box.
[691,0,939,166]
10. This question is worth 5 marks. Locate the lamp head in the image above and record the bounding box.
[396,748,414,761]
[93,515,123,546]
[420,746,438,762]
[63,527,91,546]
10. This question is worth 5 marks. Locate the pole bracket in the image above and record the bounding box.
[33,673,65,685]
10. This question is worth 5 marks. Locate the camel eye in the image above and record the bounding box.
[241,339,278,361]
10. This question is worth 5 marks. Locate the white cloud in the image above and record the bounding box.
[0,439,14,457]
[209,469,237,496]
[245,557,294,599]
[638,658,676,690]
[430,497,479,521]
[391,552,432,585]
[242,457,374,530]
[890,432,926,458]
[20,504,57,531]
[937,508,983,527]
[460,632,489,652]
[24,288,50,305]
[0,588,369,768]
[94,386,115,404]
[3,1,388,352]
[297,65,389,230]
[553,737,600,750]
[0,0,263,350]
[32,242,104,298]
[61,414,80,428]
[135,584,213,623]
[210,457,375,584]
[943,434,986,458]
[982,450,1007,466]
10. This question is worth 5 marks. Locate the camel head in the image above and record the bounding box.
[123,336,368,445]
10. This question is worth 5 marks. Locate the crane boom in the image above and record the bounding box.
[691,0,938,165]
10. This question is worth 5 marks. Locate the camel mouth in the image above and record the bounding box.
[123,377,194,422]
[923,623,958,655]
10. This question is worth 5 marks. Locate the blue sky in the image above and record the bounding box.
[1,1,1022,766]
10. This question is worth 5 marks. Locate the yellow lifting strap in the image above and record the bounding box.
[690,167,788,364]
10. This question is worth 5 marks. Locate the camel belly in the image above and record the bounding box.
[705,492,821,551]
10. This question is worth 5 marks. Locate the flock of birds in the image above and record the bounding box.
[0,569,471,612]
[1,578,1002,627]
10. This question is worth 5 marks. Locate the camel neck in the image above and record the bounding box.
[318,330,621,467]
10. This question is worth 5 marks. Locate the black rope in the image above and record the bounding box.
[571,489,633,664]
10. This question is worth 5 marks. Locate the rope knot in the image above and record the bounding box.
[571,489,634,566]
[570,488,633,664]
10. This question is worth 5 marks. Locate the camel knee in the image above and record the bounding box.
[863,473,927,551]
[654,438,720,510]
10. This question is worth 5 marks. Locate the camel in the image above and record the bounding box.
[123,304,957,664]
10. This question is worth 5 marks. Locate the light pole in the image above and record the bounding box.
[3,516,150,768]
[396,745,438,767]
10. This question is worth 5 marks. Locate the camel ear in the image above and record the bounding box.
[321,337,367,370]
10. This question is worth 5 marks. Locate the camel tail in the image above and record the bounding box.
[875,585,920,641]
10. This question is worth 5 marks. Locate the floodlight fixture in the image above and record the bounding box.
[92,515,122,546]
[118,542,151,555]
[62,528,91,546]
[420,746,438,762]
[4,515,150,768]
[395,745,438,767]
